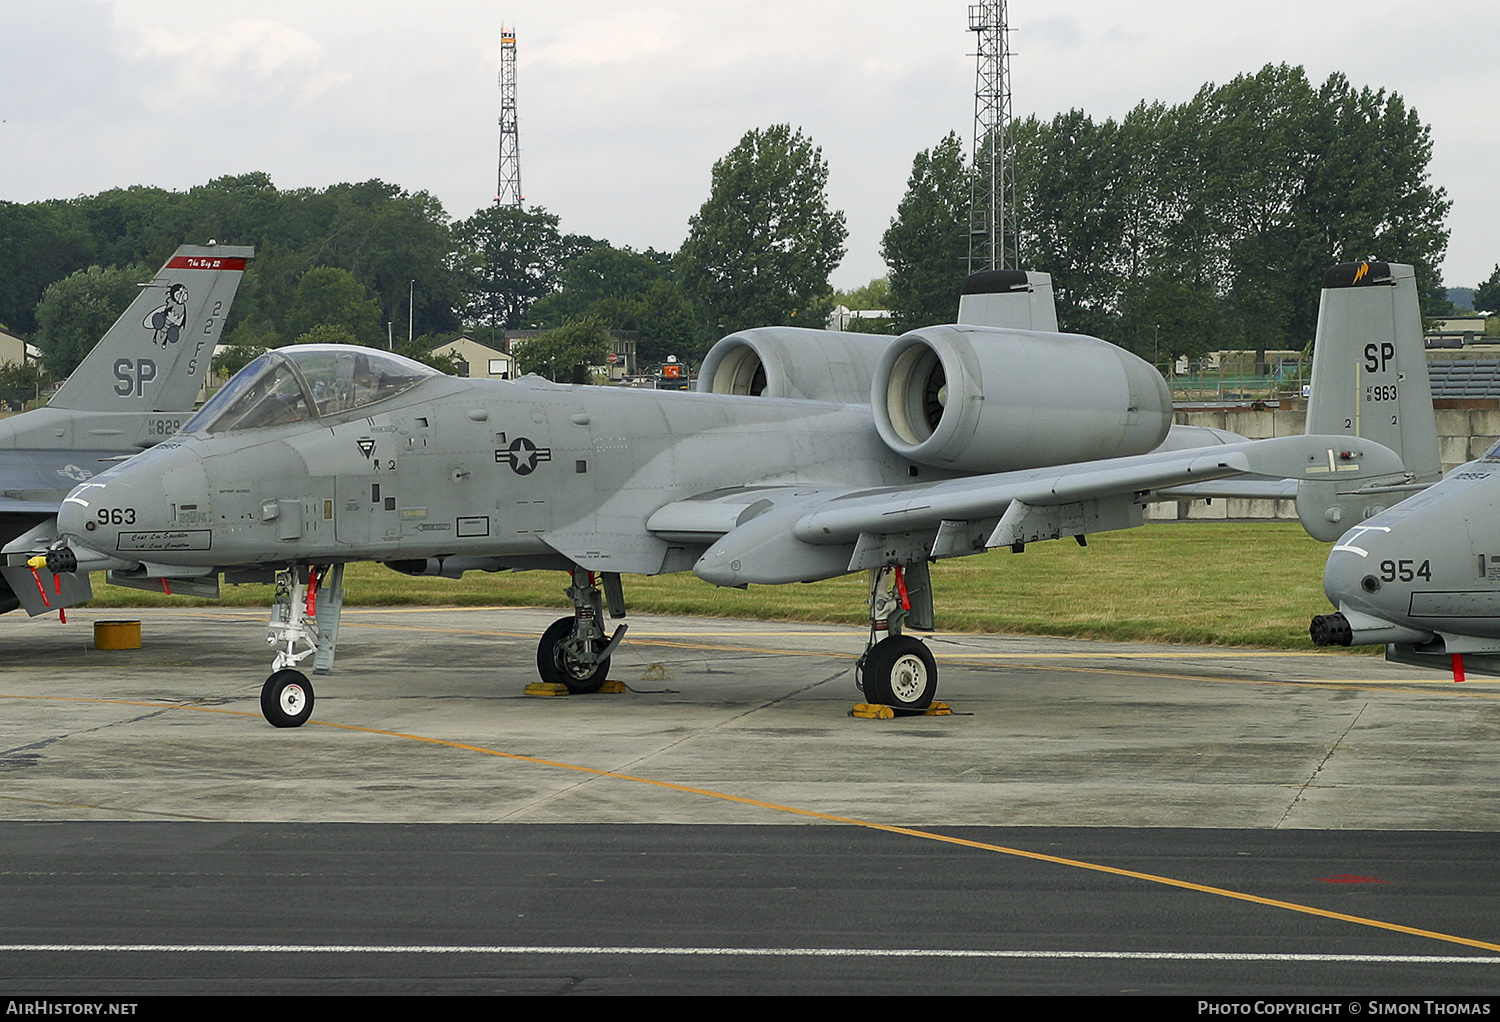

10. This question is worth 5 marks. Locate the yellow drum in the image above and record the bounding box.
[94,620,142,650]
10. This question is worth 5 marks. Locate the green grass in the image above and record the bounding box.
[76,521,1341,650]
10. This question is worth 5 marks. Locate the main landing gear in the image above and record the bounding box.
[259,563,345,727]
[857,563,938,711]
[529,563,938,709]
[247,561,935,724]
[535,567,629,693]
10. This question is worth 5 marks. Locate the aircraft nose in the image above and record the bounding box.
[58,445,205,548]
[56,484,92,540]
[1321,526,1392,610]
[48,476,147,574]
[1312,521,1437,647]
[58,475,150,549]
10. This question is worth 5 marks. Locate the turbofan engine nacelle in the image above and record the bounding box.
[872,325,1173,473]
[697,327,895,405]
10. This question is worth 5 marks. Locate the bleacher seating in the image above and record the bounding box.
[1428,360,1500,398]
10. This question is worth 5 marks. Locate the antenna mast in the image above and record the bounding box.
[967,2,1016,272]
[496,27,523,207]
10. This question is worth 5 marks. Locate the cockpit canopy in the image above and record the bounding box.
[184,345,440,434]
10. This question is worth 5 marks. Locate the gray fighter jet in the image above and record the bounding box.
[45,265,1424,727]
[1307,263,1500,680]
[0,244,252,616]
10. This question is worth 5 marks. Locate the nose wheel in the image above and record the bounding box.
[258,564,341,727]
[261,669,315,728]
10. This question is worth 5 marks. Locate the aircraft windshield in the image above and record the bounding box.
[184,346,440,434]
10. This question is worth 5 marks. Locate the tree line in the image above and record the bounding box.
[0,123,848,383]
[0,63,1457,384]
[883,64,1453,363]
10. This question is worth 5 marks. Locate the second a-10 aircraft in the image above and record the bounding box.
[1296,262,1500,684]
[41,262,1435,727]
[1309,463,1500,682]
[1309,331,1500,678]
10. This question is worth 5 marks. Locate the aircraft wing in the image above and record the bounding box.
[658,434,1406,587]
[1153,478,1296,501]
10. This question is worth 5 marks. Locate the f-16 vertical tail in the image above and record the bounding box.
[46,244,254,417]
[0,243,251,615]
[1297,261,1441,541]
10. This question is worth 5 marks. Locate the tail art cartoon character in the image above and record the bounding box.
[144,283,190,347]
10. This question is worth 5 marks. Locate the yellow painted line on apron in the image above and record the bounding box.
[301,715,1500,957]
[4,690,1499,954]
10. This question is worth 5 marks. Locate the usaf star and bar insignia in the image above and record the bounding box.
[496,435,552,476]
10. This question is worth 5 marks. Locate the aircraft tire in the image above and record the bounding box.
[261,669,315,728]
[536,616,611,694]
[862,636,937,710]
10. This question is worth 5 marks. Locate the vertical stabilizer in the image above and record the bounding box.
[956,270,1058,331]
[47,244,254,414]
[1297,261,1440,540]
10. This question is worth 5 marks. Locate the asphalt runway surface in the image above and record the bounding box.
[1,605,1498,996]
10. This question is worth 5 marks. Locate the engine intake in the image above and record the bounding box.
[872,325,1172,473]
[697,327,895,404]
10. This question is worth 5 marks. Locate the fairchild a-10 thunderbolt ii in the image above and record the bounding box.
[0,243,251,617]
[1308,262,1500,680]
[43,267,1426,727]
[1309,460,1500,682]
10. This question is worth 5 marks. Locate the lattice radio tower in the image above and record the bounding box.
[496,27,523,207]
[967,2,1017,272]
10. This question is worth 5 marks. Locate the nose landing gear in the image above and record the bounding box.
[259,563,344,727]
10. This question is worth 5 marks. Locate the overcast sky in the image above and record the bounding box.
[3,0,1495,293]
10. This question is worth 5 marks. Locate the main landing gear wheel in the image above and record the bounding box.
[536,616,611,694]
[261,669,315,728]
[861,635,937,710]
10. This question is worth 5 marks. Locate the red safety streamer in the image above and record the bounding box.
[28,566,50,609]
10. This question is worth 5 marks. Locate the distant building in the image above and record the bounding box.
[603,331,637,381]
[0,325,38,366]
[429,336,515,379]
[827,306,893,331]
[1426,316,1490,349]
[503,328,639,382]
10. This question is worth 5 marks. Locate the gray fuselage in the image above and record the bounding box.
[58,374,921,576]
[1322,449,1500,644]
